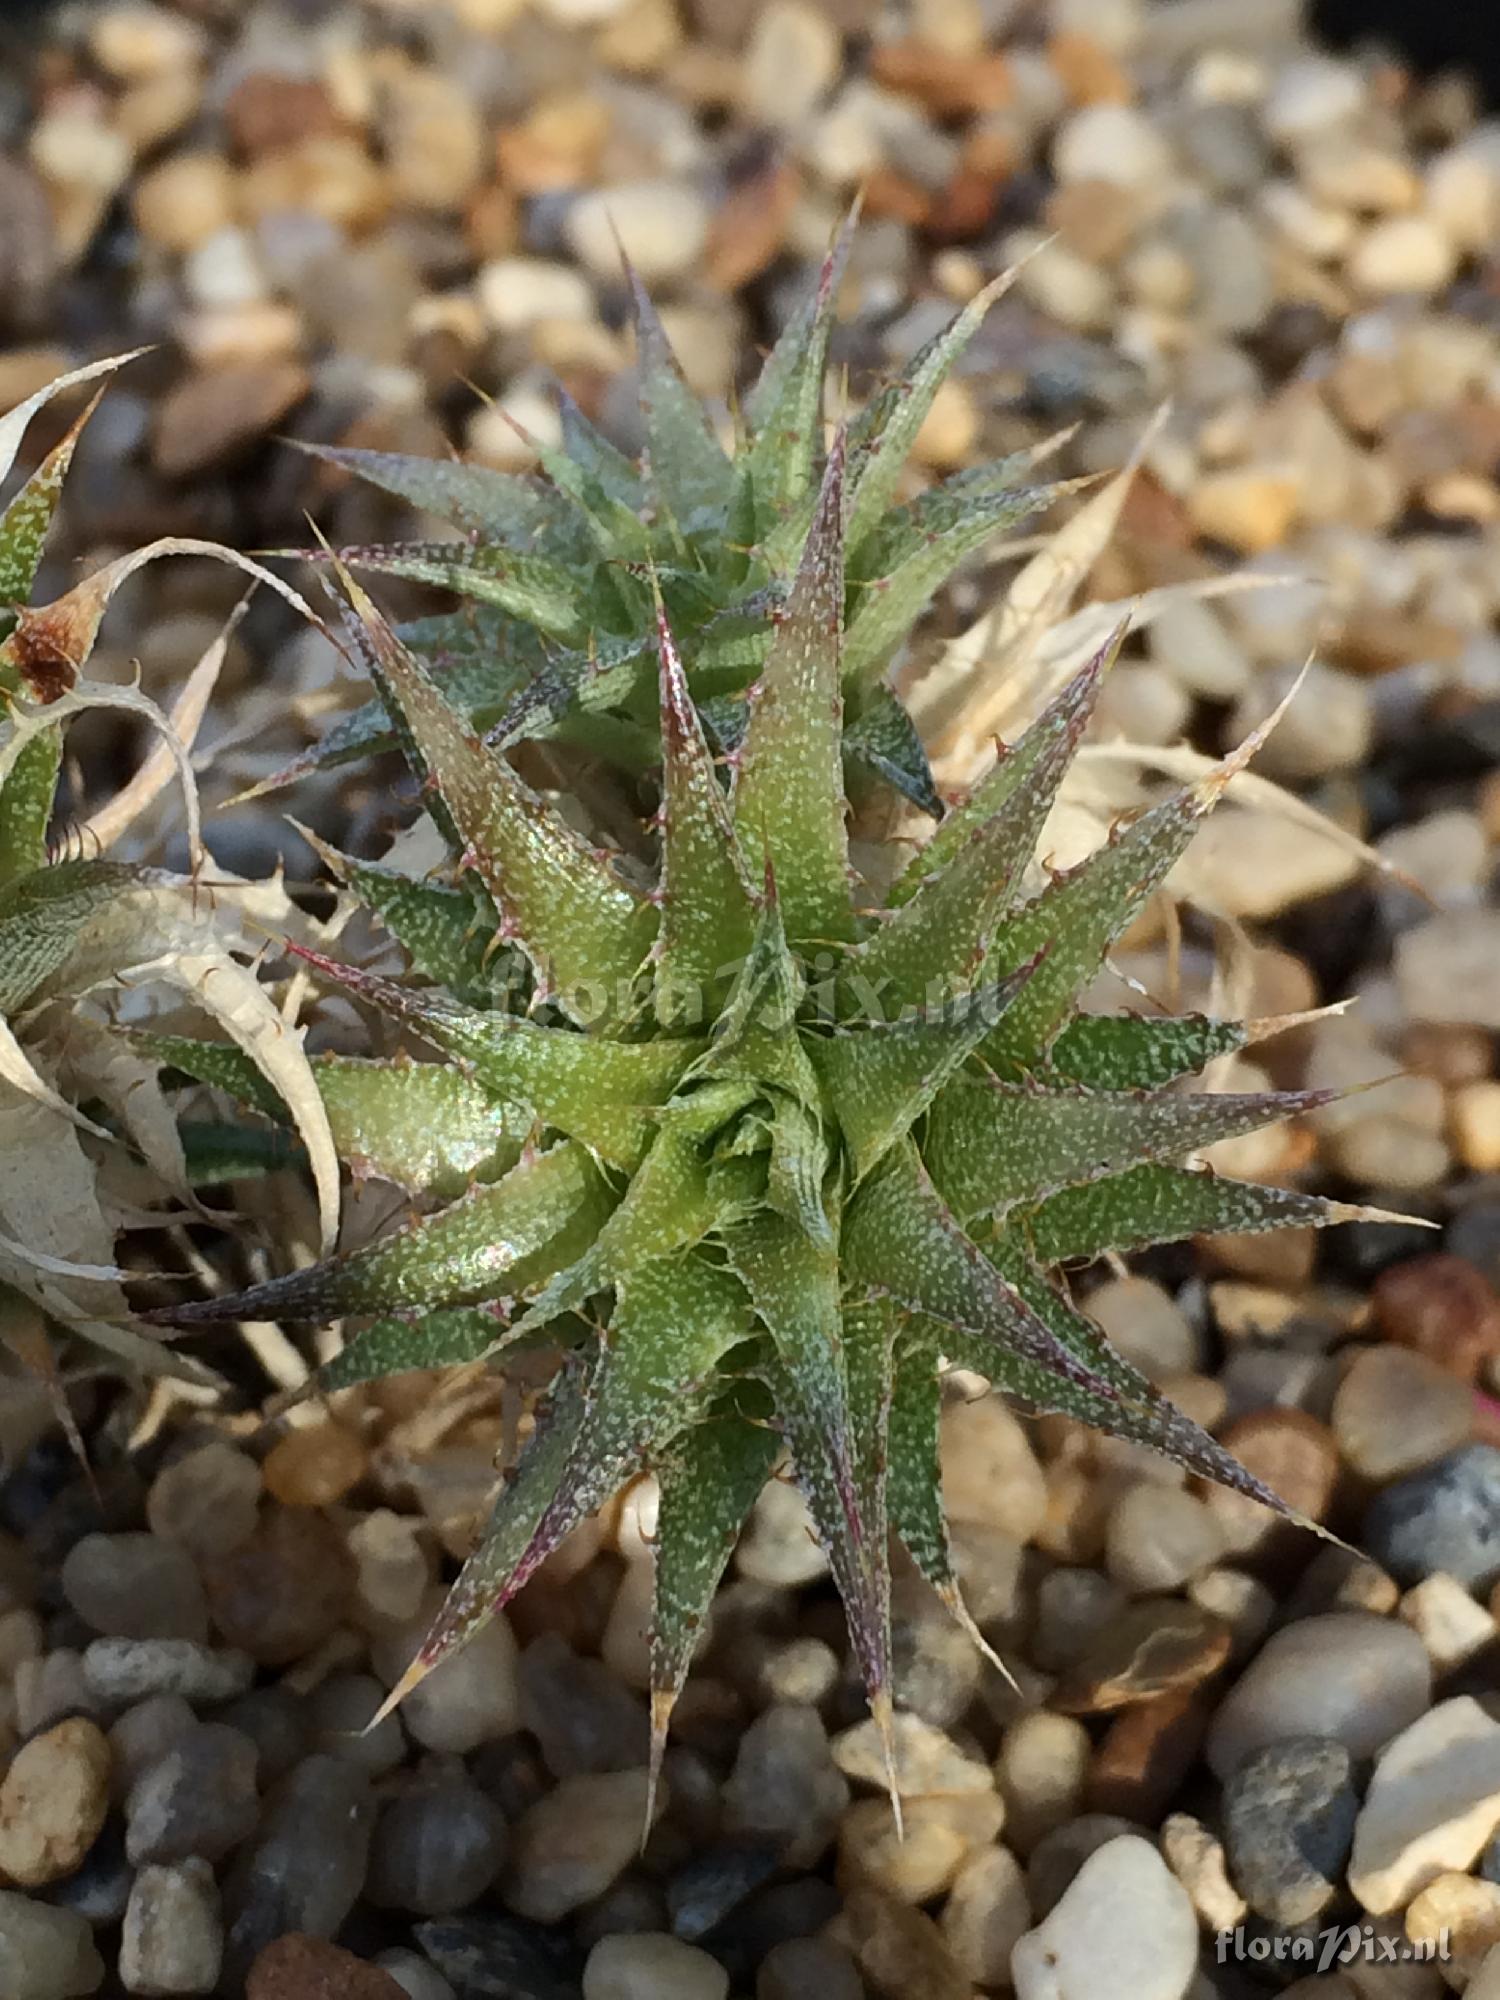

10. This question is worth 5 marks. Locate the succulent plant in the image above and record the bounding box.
[261,222,1062,822]
[148,408,1384,1805]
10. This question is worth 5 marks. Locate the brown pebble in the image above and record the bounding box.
[844,1883,972,2000]
[1086,1686,1211,1821]
[1372,1254,1500,1383]
[1050,1599,1231,1714]
[705,158,801,292]
[869,39,1013,117]
[1048,30,1133,105]
[205,1507,354,1667]
[246,1934,404,2000]
[151,362,311,480]
[225,74,345,157]
[0,1717,111,1886]
[263,1424,369,1510]
[1206,1409,1341,1554]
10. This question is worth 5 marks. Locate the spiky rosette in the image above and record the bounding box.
[146,435,1396,1810]
[255,220,1061,821]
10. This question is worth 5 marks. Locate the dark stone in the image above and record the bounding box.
[517,1634,648,1779]
[1222,1737,1359,1925]
[1363,1444,1500,1590]
[412,1914,585,2000]
[667,1840,781,1940]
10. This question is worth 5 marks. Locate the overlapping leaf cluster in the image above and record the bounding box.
[147,259,1375,1796]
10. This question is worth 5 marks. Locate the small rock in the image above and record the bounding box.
[1012,1835,1197,2000]
[1086,1686,1209,1823]
[941,1395,1047,1541]
[0,1890,104,2000]
[1398,1572,1498,1673]
[1025,1814,1142,1919]
[1364,1445,1500,1590]
[1030,1567,1126,1674]
[476,258,594,336]
[1206,1612,1432,1779]
[839,1794,1003,1903]
[582,1932,728,2000]
[1453,1082,1500,1175]
[995,1711,1091,1853]
[262,1424,368,1510]
[722,1707,849,1868]
[346,1514,429,1630]
[131,154,236,255]
[755,1637,839,1709]
[146,1444,261,1561]
[1348,216,1458,297]
[381,70,484,212]
[1349,1697,1500,1913]
[1187,1568,1276,1662]
[1160,1813,1246,1933]
[939,1843,1031,1986]
[1053,103,1174,188]
[205,1506,354,1667]
[246,1936,404,2000]
[150,363,311,481]
[119,1860,222,1997]
[740,2,842,128]
[844,1883,970,2000]
[1262,56,1364,141]
[221,1759,374,1987]
[1087,1276,1201,1380]
[371,1953,456,2000]
[1405,1871,1500,1985]
[367,1776,508,1917]
[109,1697,199,1803]
[756,1937,863,2000]
[1223,1737,1359,1924]
[61,1534,208,1645]
[44,1822,132,1928]
[1188,465,1301,553]
[831,1712,991,1798]
[1202,1409,1341,1558]
[371,1600,519,1755]
[505,1770,660,1923]
[1372,1254,1500,1382]
[217,1689,311,1789]
[1396,915,1500,1033]
[12,1652,98,1739]
[666,1842,779,1941]
[1331,1346,1474,1483]
[125,1723,260,1866]
[0,1719,111,1888]
[516,1635,647,1779]
[1105,1484,1226,1595]
[565,183,710,287]
[1049,1598,1231,1714]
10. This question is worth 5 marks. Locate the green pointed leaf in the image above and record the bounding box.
[732,439,853,948]
[927,1079,1330,1223]
[1022,1163,1357,1267]
[0,389,103,627]
[843,685,942,820]
[0,858,136,1012]
[290,949,695,1169]
[147,1140,612,1326]
[292,443,567,542]
[558,388,644,506]
[334,581,657,1018]
[653,602,755,1016]
[815,957,1042,1183]
[694,887,821,1107]
[743,214,854,525]
[0,731,61,888]
[1046,1012,1245,1090]
[765,1088,832,1244]
[650,1398,780,1767]
[626,262,735,519]
[845,273,1010,556]
[887,640,1111,909]
[319,1303,513,1391]
[326,539,589,640]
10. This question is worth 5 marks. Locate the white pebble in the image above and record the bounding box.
[1012,1835,1197,2000]
[1052,104,1174,190]
[1350,1698,1500,1914]
[582,1933,728,2000]
[565,182,710,286]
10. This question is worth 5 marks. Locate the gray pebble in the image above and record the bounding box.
[413,1912,584,2000]
[108,1698,197,1806]
[119,1859,221,1996]
[220,1754,374,1990]
[517,1635,648,1779]
[216,1686,310,1787]
[60,1535,208,1645]
[1222,1736,1359,1924]
[82,1639,253,1708]
[42,1820,133,1928]
[307,1674,406,1776]
[0,1887,104,2000]
[756,1936,864,2000]
[125,1724,259,1866]
[366,1775,508,1917]
[666,1842,780,1942]
[1363,1444,1500,1590]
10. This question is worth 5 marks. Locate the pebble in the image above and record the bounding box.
[1405,1872,1500,1984]
[346,1514,429,1629]
[941,1395,1047,1541]
[740,2,842,129]
[109,1696,199,1802]
[831,1711,992,1798]
[146,1444,261,1561]
[1188,464,1302,553]
[565,183,710,286]
[517,1635,647,1778]
[206,1507,355,1667]
[372,1952,457,2000]
[307,1674,405,1776]
[1262,56,1364,141]
[1086,1685,1209,1823]
[125,1723,260,1866]
[505,1769,660,1923]
[1053,103,1175,188]
[476,258,594,336]
[367,1776,508,1916]
[1222,1737,1358,1924]
[1049,1598,1231,1714]
[119,1860,222,1997]
[1206,1612,1433,1779]
[217,1689,310,1789]
[61,1534,208,1644]
[1372,1254,1500,1382]
[1331,1346,1474,1483]
[1086,1276,1201,1380]
[1202,1410,1341,1558]
[839,1794,1004,1903]
[1187,1568,1276,1662]
[1160,1812,1246,1933]
[995,1711,1091,1853]
[1396,915,1500,1032]
[245,1936,404,2000]
[371,1601,520,1754]
[1349,1697,1500,1913]
[1348,216,1458,297]
[1454,1082,1500,1175]
[221,1758,374,1985]
[131,154,236,255]
[843,1883,971,2000]
[1398,1572,1498,1672]
[734,1481,829,1588]
[411,1912,582,2000]
[582,1932,728,2000]
[667,1842,779,1940]
[1030,1567,1126,1673]
[938,1843,1032,1986]
[262,1424,368,1509]
[1012,1834,1197,2000]
[1105,1484,1226,1594]
[0,1719,111,1888]
[1363,1445,1500,1590]
[756,1937,864,2000]
[150,362,311,481]
[0,1890,104,2000]
[722,1707,849,1867]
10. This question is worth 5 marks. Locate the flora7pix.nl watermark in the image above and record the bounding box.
[1215,1922,1451,1975]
